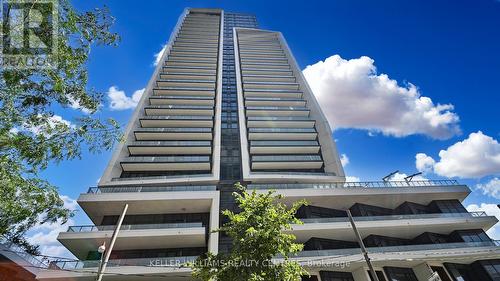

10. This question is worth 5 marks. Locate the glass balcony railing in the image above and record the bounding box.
[49,256,198,270]
[246,105,307,110]
[135,127,212,133]
[299,212,488,224]
[251,140,319,147]
[129,141,211,147]
[252,155,322,162]
[248,180,461,190]
[145,105,214,110]
[141,116,213,120]
[122,156,210,163]
[295,240,500,258]
[247,116,312,121]
[248,128,316,133]
[245,97,303,101]
[67,222,204,233]
[150,95,214,100]
[87,185,217,193]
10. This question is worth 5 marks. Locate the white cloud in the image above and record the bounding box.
[340,154,349,167]
[108,86,144,110]
[416,131,500,178]
[466,203,500,239]
[477,178,500,199]
[345,176,360,182]
[303,55,461,139]
[415,153,436,173]
[68,97,92,114]
[153,44,167,66]
[27,195,78,259]
[390,172,429,181]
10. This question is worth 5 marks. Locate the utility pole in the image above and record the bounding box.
[95,203,128,281]
[346,209,379,281]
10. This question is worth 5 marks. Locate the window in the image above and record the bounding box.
[368,270,388,281]
[319,271,354,281]
[383,267,418,281]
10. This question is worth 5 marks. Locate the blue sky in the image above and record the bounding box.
[30,0,500,257]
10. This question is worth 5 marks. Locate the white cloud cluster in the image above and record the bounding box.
[466,203,500,239]
[108,86,144,110]
[340,154,349,167]
[68,97,92,114]
[303,55,461,139]
[345,176,360,182]
[416,131,500,178]
[27,195,78,258]
[153,44,167,66]
[390,172,428,182]
[477,178,500,199]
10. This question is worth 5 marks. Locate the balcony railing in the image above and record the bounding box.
[49,256,197,270]
[87,185,217,193]
[67,222,204,233]
[295,240,500,258]
[299,211,488,224]
[248,180,461,190]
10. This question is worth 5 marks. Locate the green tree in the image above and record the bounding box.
[191,183,308,281]
[0,0,121,254]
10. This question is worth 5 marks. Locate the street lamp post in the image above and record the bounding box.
[95,203,129,281]
[346,209,379,281]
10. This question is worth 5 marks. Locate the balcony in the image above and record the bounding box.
[247,180,472,210]
[164,59,216,68]
[245,106,309,116]
[251,154,323,170]
[243,81,299,90]
[120,156,211,172]
[159,72,216,81]
[291,212,498,243]
[241,58,289,64]
[170,46,218,54]
[162,65,217,74]
[244,90,302,98]
[244,97,306,107]
[156,79,215,89]
[139,115,213,128]
[293,241,500,265]
[127,140,212,155]
[144,105,214,116]
[250,140,320,154]
[133,127,212,141]
[87,185,216,194]
[152,88,215,97]
[242,75,295,83]
[248,127,317,140]
[240,62,290,70]
[149,96,214,106]
[78,185,218,225]
[37,256,195,280]
[246,116,315,128]
[242,69,293,76]
[58,223,206,259]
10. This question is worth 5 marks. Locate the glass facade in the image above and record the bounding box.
[218,12,258,253]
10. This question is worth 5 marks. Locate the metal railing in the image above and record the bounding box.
[50,256,198,270]
[87,185,216,194]
[249,180,460,190]
[299,211,488,224]
[296,240,500,258]
[67,222,204,233]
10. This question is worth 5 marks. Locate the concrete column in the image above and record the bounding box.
[352,267,371,281]
[208,192,220,254]
[413,263,437,281]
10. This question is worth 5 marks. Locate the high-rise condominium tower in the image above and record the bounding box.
[33,8,499,281]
